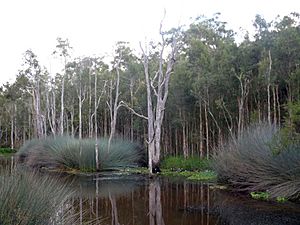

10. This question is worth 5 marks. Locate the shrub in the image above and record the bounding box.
[17,136,142,172]
[213,124,300,200]
[0,168,74,225]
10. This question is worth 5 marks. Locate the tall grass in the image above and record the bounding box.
[18,136,142,171]
[0,168,74,225]
[213,124,300,200]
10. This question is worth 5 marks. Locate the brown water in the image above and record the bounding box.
[1,156,300,225]
[64,173,300,225]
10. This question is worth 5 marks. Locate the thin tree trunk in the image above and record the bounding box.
[10,106,14,149]
[104,109,107,137]
[88,69,92,138]
[273,85,277,126]
[79,94,82,139]
[108,60,121,152]
[60,75,65,136]
[71,105,74,137]
[130,78,134,142]
[276,85,280,127]
[199,103,203,158]
[94,71,99,171]
[204,103,209,159]
[267,50,272,125]
[181,110,188,159]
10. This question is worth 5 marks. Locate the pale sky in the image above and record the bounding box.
[0,0,299,85]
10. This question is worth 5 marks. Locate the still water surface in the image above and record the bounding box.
[1,156,300,225]
[65,173,300,225]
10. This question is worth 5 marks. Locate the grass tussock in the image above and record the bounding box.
[0,168,74,225]
[213,124,300,200]
[17,136,142,172]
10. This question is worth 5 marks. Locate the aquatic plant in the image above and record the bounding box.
[17,136,142,171]
[213,124,300,200]
[0,168,74,225]
[250,191,270,200]
[160,169,217,181]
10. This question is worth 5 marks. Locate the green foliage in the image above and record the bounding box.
[213,124,300,200]
[161,156,211,171]
[276,196,287,203]
[17,136,142,172]
[271,101,300,154]
[160,155,216,181]
[0,148,16,155]
[250,192,270,200]
[0,168,74,225]
[250,192,287,203]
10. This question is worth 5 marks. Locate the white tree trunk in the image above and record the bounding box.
[10,106,14,149]
[140,24,179,173]
[60,75,65,135]
[267,50,272,125]
[108,59,121,152]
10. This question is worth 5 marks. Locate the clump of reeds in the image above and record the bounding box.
[213,124,300,200]
[17,136,142,172]
[0,168,74,225]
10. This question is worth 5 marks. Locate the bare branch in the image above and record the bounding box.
[119,101,148,120]
[96,81,107,109]
[106,101,112,112]
[150,72,159,97]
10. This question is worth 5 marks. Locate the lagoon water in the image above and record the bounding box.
[1,156,300,225]
[63,173,300,225]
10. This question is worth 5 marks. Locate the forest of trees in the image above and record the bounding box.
[1,12,300,160]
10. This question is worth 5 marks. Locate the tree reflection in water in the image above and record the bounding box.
[149,179,165,225]
[109,192,120,225]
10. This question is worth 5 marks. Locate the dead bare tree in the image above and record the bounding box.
[122,18,180,173]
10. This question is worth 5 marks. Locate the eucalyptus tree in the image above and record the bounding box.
[253,15,274,125]
[107,43,125,152]
[18,50,48,139]
[53,37,72,135]
[92,57,108,170]
[184,14,237,155]
[139,25,181,172]
[68,58,89,140]
[116,42,143,141]
[273,13,300,121]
